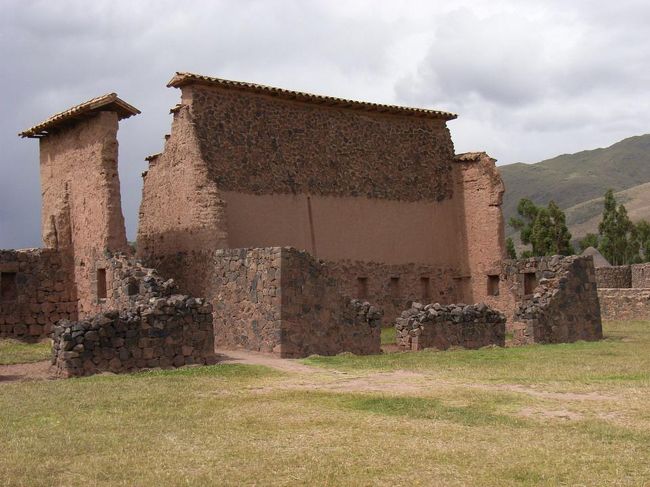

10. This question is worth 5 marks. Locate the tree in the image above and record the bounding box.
[579,233,599,252]
[509,198,574,257]
[637,220,650,262]
[506,237,517,259]
[598,189,641,265]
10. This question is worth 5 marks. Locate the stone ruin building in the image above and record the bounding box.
[0,73,603,376]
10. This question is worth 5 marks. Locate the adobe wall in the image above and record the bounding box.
[51,295,215,377]
[0,249,76,341]
[39,111,129,317]
[631,263,650,288]
[595,266,632,288]
[598,288,650,321]
[506,256,602,344]
[395,302,506,351]
[452,153,507,305]
[211,247,381,357]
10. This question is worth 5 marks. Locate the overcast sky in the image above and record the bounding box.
[1,0,649,249]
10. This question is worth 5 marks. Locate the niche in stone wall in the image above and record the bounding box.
[420,277,431,302]
[389,277,400,299]
[523,272,538,296]
[0,272,17,301]
[357,277,368,299]
[97,268,107,300]
[487,275,500,296]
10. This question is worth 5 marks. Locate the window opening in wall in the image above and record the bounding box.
[0,272,17,301]
[523,272,538,295]
[420,277,431,302]
[127,279,139,296]
[97,268,107,300]
[389,277,400,299]
[487,275,500,296]
[357,277,368,299]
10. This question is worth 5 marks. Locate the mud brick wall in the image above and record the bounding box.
[0,249,76,341]
[631,263,650,288]
[324,260,459,325]
[281,249,381,357]
[595,266,632,288]
[511,256,602,344]
[395,302,505,351]
[51,295,215,377]
[211,247,381,357]
[597,288,650,321]
[189,84,455,201]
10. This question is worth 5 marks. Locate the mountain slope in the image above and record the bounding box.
[500,134,650,227]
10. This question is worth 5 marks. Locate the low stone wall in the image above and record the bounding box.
[512,256,602,344]
[395,302,505,351]
[0,248,76,341]
[212,247,381,357]
[598,288,650,321]
[51,295,215,377]
[595,266,632,289]
[631,263,650,288]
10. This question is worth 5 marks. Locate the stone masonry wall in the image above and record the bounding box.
[51,295,215,377]
[631,263,650,288]
[509,256,602,344]
[395,302,505,351]
[324,260,459,325]
[595,266,632,288]
[598,288,650,321]
[0,249,76,341]
[188,84,455,202]
[211,247,381,357]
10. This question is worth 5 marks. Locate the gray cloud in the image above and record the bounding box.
[1,0,649,248]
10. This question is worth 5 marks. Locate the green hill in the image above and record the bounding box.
[500,134,650,230]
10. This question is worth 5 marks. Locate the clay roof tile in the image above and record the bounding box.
[19,93,140,138]
[167,72,458,121]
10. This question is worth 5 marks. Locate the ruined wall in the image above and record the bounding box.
[51,295,215,377]
[595,266,632,288]
[324,260,459,325]
[0,249,76,340]
[598,288,650,321]
[395,302,506,351]
[452,152,506,305]
[211,247,381,357]
[39,111,129,317]
[506,256,602,344]
[631,263,650,288]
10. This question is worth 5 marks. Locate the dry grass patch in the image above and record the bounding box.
[0,339,51,365]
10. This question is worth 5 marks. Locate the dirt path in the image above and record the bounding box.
[215,349,322,374]
[0,361,55,383]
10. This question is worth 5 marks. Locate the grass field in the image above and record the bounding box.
[1,321,649,486]
[0,339,51,365]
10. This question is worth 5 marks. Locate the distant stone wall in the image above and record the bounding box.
[0,249,76,341]
[595,266,632,288]
[631,263,650,288]
[211,247,381,357]
[51,295,215,377]
[598,289,650,321]
[509,256,602,344]
[395,302,505,351]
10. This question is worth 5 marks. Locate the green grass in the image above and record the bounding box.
[0,339,51,365]
[1,321,649,486]
[380,326,396,345]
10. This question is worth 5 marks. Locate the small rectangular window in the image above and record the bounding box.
[356,277,368,300]
[487,275,500,296]
[0,272,17,301]
[389,277,400,299]
[420,277,431,302]
[523,272,538,295]
[97,268,107,300]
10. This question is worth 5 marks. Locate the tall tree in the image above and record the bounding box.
[506,237,517,259]
[636,220,650,262]
[598,189,641,265]
[510,198,573,257]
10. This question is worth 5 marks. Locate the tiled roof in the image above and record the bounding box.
[19,93,140,138]
[167,72,457,121]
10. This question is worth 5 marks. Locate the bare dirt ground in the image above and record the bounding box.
[0,361,56,383]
